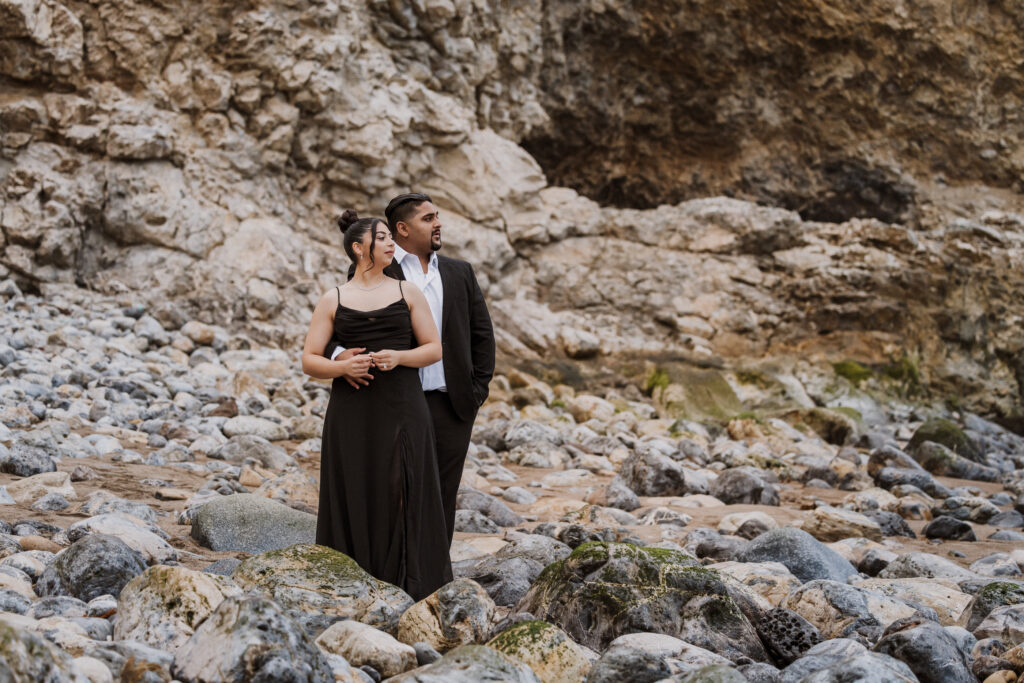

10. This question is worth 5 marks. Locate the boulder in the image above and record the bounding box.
[0,443,56,477]
[965,583,1024,631]
[709,467,779,506]
[783,580,926,643]
[619,447,700,497]
[221,416,288,441]
[315,619,417,678]
[0,621,84,682]
[584,632,731,683]
[755,607,822,665]
[211,435,294,470]
[735,528,857,583]
[857,578,972,626]
[397,579,496,652]
[488,620,597,683]
[5,470,76,504]
[456,488,525,527]
[387,644,541,682]
[924,516,977,542]
[873,617,975,683]
[516,542,767,660]
[709,561,802,607]
[453,554,544,607]
[35,534,146,602]
[231,544,414,634]
[908,419,982,462]
[171,595,334,682]
[67,514,176,564]
[190,493,316,553]
[113,565,243,653]
[802,506,882,542]
[974,604,1024,646]
[911,441,999,482]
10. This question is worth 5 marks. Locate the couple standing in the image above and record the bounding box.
[301,193,495,601]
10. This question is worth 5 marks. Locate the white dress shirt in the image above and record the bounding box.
[393,244,446,391]
[333,245,446,391]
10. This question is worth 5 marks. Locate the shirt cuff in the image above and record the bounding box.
[330,346,345,360]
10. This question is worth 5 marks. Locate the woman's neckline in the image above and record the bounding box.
[336,298,407,314]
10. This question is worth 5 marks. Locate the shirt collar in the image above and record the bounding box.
[393,244,437,272]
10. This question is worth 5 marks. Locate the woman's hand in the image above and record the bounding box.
[339,352,374,387]
[369,349,403,372]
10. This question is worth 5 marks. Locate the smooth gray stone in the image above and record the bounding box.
[202,558,243,576]
[735,528,857,583]
[454,509,500,534]
[190,493,316,553]
[456,487,524,526]
[387,644,539,683]
[36,534,146,601]
[453,554,543,607]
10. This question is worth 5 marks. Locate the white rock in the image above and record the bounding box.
[315,620,416,678]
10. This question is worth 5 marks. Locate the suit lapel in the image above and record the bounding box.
[438,256,454,335]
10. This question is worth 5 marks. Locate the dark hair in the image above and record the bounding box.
[384,192,432,233]
[337,210,387,267]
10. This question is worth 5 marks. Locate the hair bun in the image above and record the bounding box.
[337,209,359,233]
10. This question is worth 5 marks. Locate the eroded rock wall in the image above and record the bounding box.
[1,0,1022,418]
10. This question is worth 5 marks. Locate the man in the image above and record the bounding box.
[328,193,496,547]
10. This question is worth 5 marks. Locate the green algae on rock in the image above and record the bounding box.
[230,543,413,634]
[0,621,83,682]
[907,419,981,462]
[388,644,541,682]
[488,620,597,682]
[515,542,767,661]
[965,582,1024,631]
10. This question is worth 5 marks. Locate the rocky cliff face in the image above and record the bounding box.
[1,0,1022,421]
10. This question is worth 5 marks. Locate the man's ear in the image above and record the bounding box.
[395,221,410,238]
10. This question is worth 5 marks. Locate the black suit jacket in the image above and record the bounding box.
[329,255,495,422]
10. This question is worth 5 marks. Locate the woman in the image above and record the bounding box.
[302,210,452,600]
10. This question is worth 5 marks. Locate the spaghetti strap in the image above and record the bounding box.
[398,280,405,302]
[336,286,341,306]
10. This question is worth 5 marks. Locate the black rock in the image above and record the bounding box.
[923,516,976,542]
[867,511,916,538]
[857,548,893,577]
[36,534,147,601]
[359,665,381,682]
[685,528,748,562]
[873,617,974,683]
[756,607,823,665]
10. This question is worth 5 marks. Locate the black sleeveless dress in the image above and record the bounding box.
[316,286,452,601]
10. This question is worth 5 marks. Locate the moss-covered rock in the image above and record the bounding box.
[231,543,413,634]
[488,620,596,683]
[832,360,873,386]
[907,419,982,462]
[651,367,743,421]
[388,644,541,682]
[964,582,1024,631]
[515,542,767,661]
[910,441,999,482]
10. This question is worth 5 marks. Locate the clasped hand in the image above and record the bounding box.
[335,348,400,389]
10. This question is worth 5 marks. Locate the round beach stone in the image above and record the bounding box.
[735,528,857,583]
[315,619,416,678]
[190,493,316,553]
[873,617,974,683]
[36,534,147,602]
